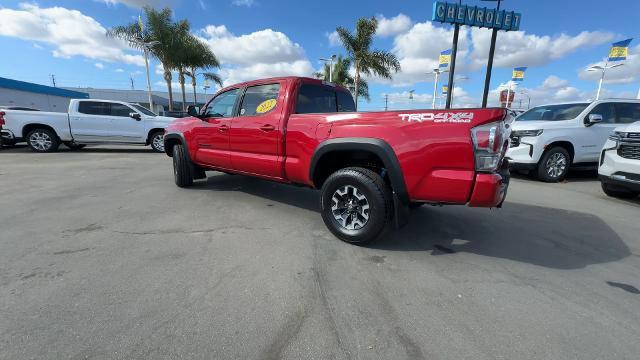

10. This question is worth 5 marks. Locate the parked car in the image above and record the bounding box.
[598,121,640,199]
[164,76,511,244]
[506,99,640,182]
[2,99,175,152]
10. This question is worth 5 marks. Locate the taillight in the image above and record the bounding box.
[0,111,5,126]
[471,121,507,172]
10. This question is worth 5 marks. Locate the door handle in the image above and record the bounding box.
[260,124,275,132]
[219,124,229,132]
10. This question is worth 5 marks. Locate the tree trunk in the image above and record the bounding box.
[190,67,198,106]
[179,68,187,111]
[163,64,173,111]
[354,62,360,111]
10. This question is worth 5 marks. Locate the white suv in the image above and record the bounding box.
[598,121,640,199]
[506,99,640,182]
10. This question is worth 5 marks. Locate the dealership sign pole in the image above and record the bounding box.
[432,0,522,108]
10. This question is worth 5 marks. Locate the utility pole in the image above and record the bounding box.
[481,0,503,107]
[384,94,389,111]
[50,74,56,87]
[130,75,135,90]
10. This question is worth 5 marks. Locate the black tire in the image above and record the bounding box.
[172,144,193,187]
[150,131,165,153]
[64,142,86,150]
[409,202,425,209]
[601,182,639,199]
[320,167,392,245]
[26,128,60,153]
[536,146,570,182]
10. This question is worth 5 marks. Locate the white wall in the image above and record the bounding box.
[0,88,73,112]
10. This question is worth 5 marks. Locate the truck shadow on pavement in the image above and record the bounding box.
[194,173,630,270]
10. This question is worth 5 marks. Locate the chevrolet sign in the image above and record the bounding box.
[432,2,522,31]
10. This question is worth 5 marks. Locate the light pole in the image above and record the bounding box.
[519,91,531,109]
[429,68,448,109]
[450,75,469,106]
[588,63,624,100]
[133,39,160,112]
[319,55,337,82]
[409,90,415,109]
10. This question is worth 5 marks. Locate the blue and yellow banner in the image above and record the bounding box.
[442,85,448,95]
[439,49,451,69]
[608,39,632,61]
[512,67,527,82]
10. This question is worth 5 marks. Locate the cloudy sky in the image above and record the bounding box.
[0,0,638,110]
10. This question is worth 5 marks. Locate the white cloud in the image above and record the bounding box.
[541,75,569,89]
[95,62,105,70]
[232,0,256,7]
[0,4,144,66]
[470,28,615,69]
[578,44,640,85]
[376,14,412,37]
[99,0,175,8]
[115,68,125,73]
[327,31,341,47]
[32,43,43,50]
[199,25,313,85]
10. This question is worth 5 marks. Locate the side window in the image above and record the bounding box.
[239,84,281,116]
[614,103,640,124]
[336,90,356,112]
[110,103,133,117]
[77,101,110,116]
[204,89,239,118]
[587,103,615,124]
[296,84,337,114]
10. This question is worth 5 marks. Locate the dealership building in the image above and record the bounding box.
[0,77,210,114]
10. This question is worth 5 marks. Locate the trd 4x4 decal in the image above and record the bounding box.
[398,112,474,123]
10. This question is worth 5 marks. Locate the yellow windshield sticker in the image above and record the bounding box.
[256,99,277,114]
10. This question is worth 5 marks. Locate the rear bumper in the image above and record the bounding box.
[468,161,510,208]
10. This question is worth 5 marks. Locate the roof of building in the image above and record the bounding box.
[0,77,89,99]
[63,87,210,107]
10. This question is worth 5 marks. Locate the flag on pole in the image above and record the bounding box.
[608,39,633,61]
[439,49,451,69]
[138,15,144,32]
[442,85,448,95]
[512,67,527,81]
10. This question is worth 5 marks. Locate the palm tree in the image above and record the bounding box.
[107,6,180,111]
[335,17,401,110]
[320,56,370,101]
[182,38,222,106]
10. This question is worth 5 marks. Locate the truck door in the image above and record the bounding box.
[228,82,284,178]
[192,88,239,169]
[575,103,617,163]
[71,101,113,142]
[107,103,145,143]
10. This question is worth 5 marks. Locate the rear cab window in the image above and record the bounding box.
[295,83,355,114]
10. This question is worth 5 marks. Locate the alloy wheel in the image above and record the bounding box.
[29,131,52,151]
[545,152,567,179]
[331,185,370,230]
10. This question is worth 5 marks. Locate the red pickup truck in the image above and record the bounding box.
[164,76,511,244]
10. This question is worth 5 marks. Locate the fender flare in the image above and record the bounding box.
[309,137,410,217]
[164,132,191,161]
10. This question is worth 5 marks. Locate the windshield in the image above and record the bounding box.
[130,104,157,117]
[517,103,589,121]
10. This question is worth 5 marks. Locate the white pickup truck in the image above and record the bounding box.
[1,99,176,152]
[507,99,640,182]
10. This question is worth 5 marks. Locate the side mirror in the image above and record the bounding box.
[129,112,142,121]
[586,113,603,126]
[187,105,201,117]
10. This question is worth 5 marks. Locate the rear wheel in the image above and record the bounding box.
[320,167,392,245]
[150,131,165,153]
[172,144,193,187]
[537,147,570,182]
[601,182,639,199]
[26,128,60,153]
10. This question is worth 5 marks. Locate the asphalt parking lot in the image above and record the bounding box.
[1,144,639,360]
